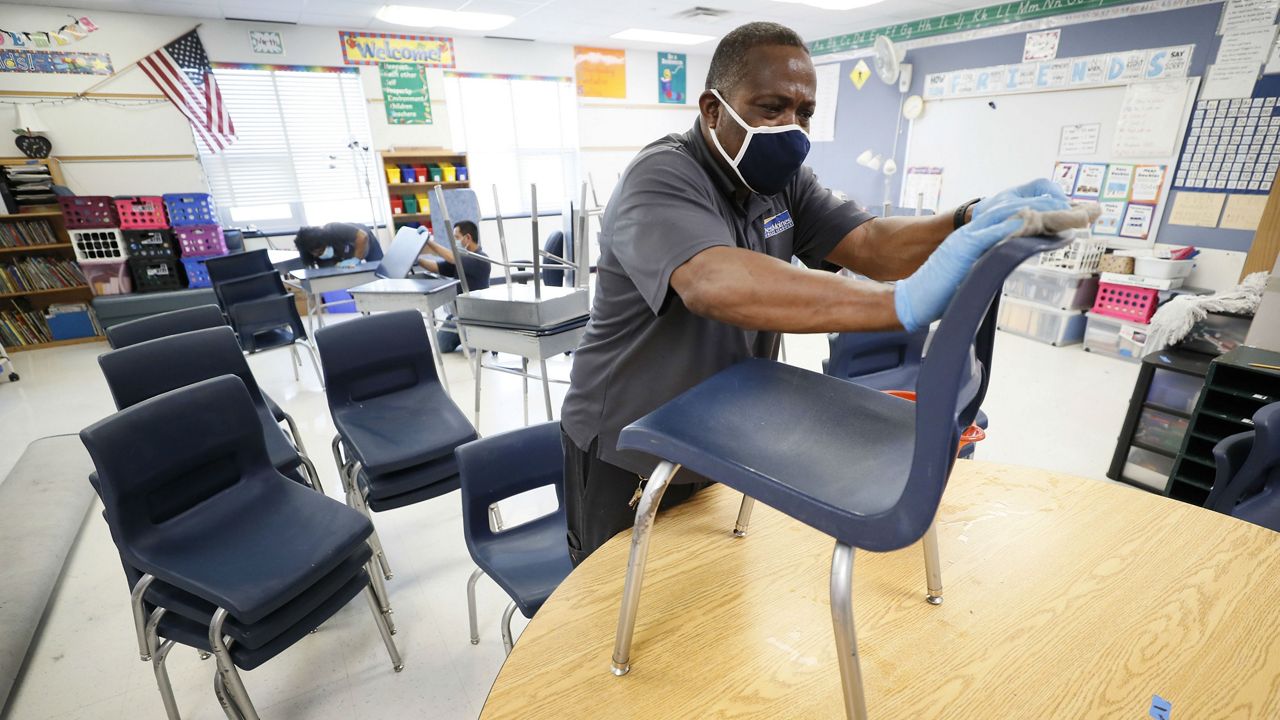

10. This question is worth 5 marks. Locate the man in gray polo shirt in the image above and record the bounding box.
[560,22,1068,565]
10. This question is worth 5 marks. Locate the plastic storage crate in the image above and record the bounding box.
[1038,236,1106,274]
[996,296,1087,346]
[127,257,182,293]
[1122,445,1173,492]
[83,261,133,296]
[1083,311,1149,361]
[114,196,168,229]
[162,193,217,226]
[180,256,212,288]
[70,228,129,264]
[174,224,227,258]
[1175,311,1251,356]
[58,196,118,228]
[1002,264,1099,311]
[1092,281,1159,324]
[123,229,177,259]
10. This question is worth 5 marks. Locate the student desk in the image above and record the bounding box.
[287,265,380,333]
[480,461,1280,719]
[348,276,460,393]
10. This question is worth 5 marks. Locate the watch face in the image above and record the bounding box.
[903,95,924,120]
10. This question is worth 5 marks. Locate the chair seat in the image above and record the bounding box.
[245,327,300,354]
[125,475,372,624]
[364,475,460,512]
[359,454,459,502]
[618,359,923,552]
[334,386,477,476]
[470,514,572,618]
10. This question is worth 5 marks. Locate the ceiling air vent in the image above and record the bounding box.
[675,6,730,22]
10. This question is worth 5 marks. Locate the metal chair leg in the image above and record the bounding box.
[145,609,181,720]
[365,583,404,672]
[922,518,943,606]
[733,495,755,538]
[297,340,324,388]
[209,609,261,720]
[539,358,553,421]
[289,344,301,382]
[345,460,393,581]
[467,567,484,645]
[473,348,483,428]
[131,574,157,661]
[830,542,869,720]
[297,452,325,496]
[280,411,309,459]
[364,557,397,636]
[213,672,244,720]
[501,600,518,656]
[521,357,529,426]
[610,460,681,676]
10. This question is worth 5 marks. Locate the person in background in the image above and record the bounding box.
[295,222,384,268]
[418,220,492,352]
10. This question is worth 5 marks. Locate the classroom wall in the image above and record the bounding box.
[806,2,1253,290]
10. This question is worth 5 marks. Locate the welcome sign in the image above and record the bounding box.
[340,31,455,67]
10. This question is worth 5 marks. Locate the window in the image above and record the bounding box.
[197,66,380,232]
[444,73,579,217]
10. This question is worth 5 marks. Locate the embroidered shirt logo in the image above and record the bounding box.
[762,210,795,238]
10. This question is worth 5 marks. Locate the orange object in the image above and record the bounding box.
[883,390,986,454]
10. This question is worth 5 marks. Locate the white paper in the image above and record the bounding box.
[1119,204,1155,239]
[1130,165,1166,203]
[1059,123,1100,156]
[810,63,840,143]
[1220,0,1280,35]
[1267,29,1280,73]
[1023,29,1060,62]
[900,167,944,212]
[1202,62,1262,100]
[1113,80,1189,157]
[1216,26,1277,67]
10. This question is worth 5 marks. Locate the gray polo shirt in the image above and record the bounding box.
[561,119,873,477]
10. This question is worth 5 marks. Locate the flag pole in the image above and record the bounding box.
[74,23,203,98]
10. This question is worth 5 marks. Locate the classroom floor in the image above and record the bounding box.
[0,327,1141,720]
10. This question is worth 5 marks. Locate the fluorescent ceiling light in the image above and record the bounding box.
[377,5,514,31]
[770,0,887,10]
[610,28,716,45]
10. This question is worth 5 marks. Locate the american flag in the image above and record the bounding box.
[138,29,236,152]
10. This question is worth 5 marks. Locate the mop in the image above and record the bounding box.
[1144,272,1269,353]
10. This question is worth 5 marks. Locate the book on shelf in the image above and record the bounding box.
[0,300,54,347]
[0,219,59,248]
[0,257,87,294]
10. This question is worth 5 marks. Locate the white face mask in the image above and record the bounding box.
[317,246,335,260]
[707,88,812,195]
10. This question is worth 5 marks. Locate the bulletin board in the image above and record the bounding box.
[902,78,1199,246]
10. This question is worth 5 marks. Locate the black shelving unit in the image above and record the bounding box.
[1107,348,1214,494]
[1164,347,1280,505]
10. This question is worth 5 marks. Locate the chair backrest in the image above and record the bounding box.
[542,231,566,287]
[106,304,227,349]
[315,309,438,406]
[204,249,273,287]
[216,270,288,311]
[1206,402,1280,525]
[80,375,275,545]
[823,329,928,389]
[97,326,271,418]
[455,422,564,541]
[376,226,429,280]
[899,233,1069,535]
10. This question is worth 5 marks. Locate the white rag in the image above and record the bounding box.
[1013,201,1102,236]
[1144,272,1269,352]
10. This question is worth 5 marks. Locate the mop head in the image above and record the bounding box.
[1012,201,1102,237]
[1145,272,1269,352]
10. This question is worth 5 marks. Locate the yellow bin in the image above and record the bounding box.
[440,161,456,182]
[385,166,401,184]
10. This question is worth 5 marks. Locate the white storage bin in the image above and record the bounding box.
[1002,264,1099,310]
[1082,311,1148,361]
[1123,445,1173,492]
[996,296,1087,346]
[1133,257,1194,279]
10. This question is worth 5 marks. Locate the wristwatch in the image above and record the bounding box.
[954,198,982,230]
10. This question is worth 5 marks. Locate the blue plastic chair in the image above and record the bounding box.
[455,422,572,654]
[317,310,477,583]
[103,304,303,453]
[608,232,1069,719]
[97,326,324,494]
[80,375,401,720]
[1206,402,1280,532]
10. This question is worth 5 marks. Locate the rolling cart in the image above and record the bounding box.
[1,345,17,382]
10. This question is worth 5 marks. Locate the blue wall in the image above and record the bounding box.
[806,2,1261,252]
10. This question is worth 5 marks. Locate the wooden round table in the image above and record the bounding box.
[481,461,1280,719]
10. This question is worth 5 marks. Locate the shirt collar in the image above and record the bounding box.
[682,118,777,221]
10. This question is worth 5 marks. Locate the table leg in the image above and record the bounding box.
[473,347,483,428]
[539,357,553,421]
[521,357,529,426]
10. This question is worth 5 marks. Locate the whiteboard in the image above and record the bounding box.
[901,78,1199,247]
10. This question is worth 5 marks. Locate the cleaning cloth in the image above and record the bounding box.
[1012,201,1102,237]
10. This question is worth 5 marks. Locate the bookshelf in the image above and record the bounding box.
[0,211,102,352]
[379,149,470,230]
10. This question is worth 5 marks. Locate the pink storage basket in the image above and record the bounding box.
[1091,282,1159,324]
[58,196,118,228]
[114,196,168,229]
[174,224,227,258]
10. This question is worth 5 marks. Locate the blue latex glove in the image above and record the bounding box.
[894,194,1068,332]
[336,258,360,268]
[973,178,1067,220]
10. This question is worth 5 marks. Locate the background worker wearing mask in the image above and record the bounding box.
[558,21,1072,565]
[295,221,383,268]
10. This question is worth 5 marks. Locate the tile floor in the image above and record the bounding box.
[0,326,1140,719]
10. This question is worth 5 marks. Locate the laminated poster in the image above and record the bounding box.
[1130,165,1166,204]
[1093,201,1127,235]
[1102,164,1135,201]
[1074,163,1108,197]
[1119,203,1155,239]
[1052,162,1080,196]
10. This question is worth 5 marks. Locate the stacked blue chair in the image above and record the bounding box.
[455,422,573,654]
[80,375,402,720]
[102,304,305,456]
[317,310,477,587]
[1206,402,1280,531]
[607,232,1070,719]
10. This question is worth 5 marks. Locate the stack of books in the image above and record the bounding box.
[0,257,87,294]
[0,303,53,347]
[0,218,59,247]
[2,164,56,210]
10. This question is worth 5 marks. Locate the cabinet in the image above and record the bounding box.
[379,149,469,229]
[0,211,102,351]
